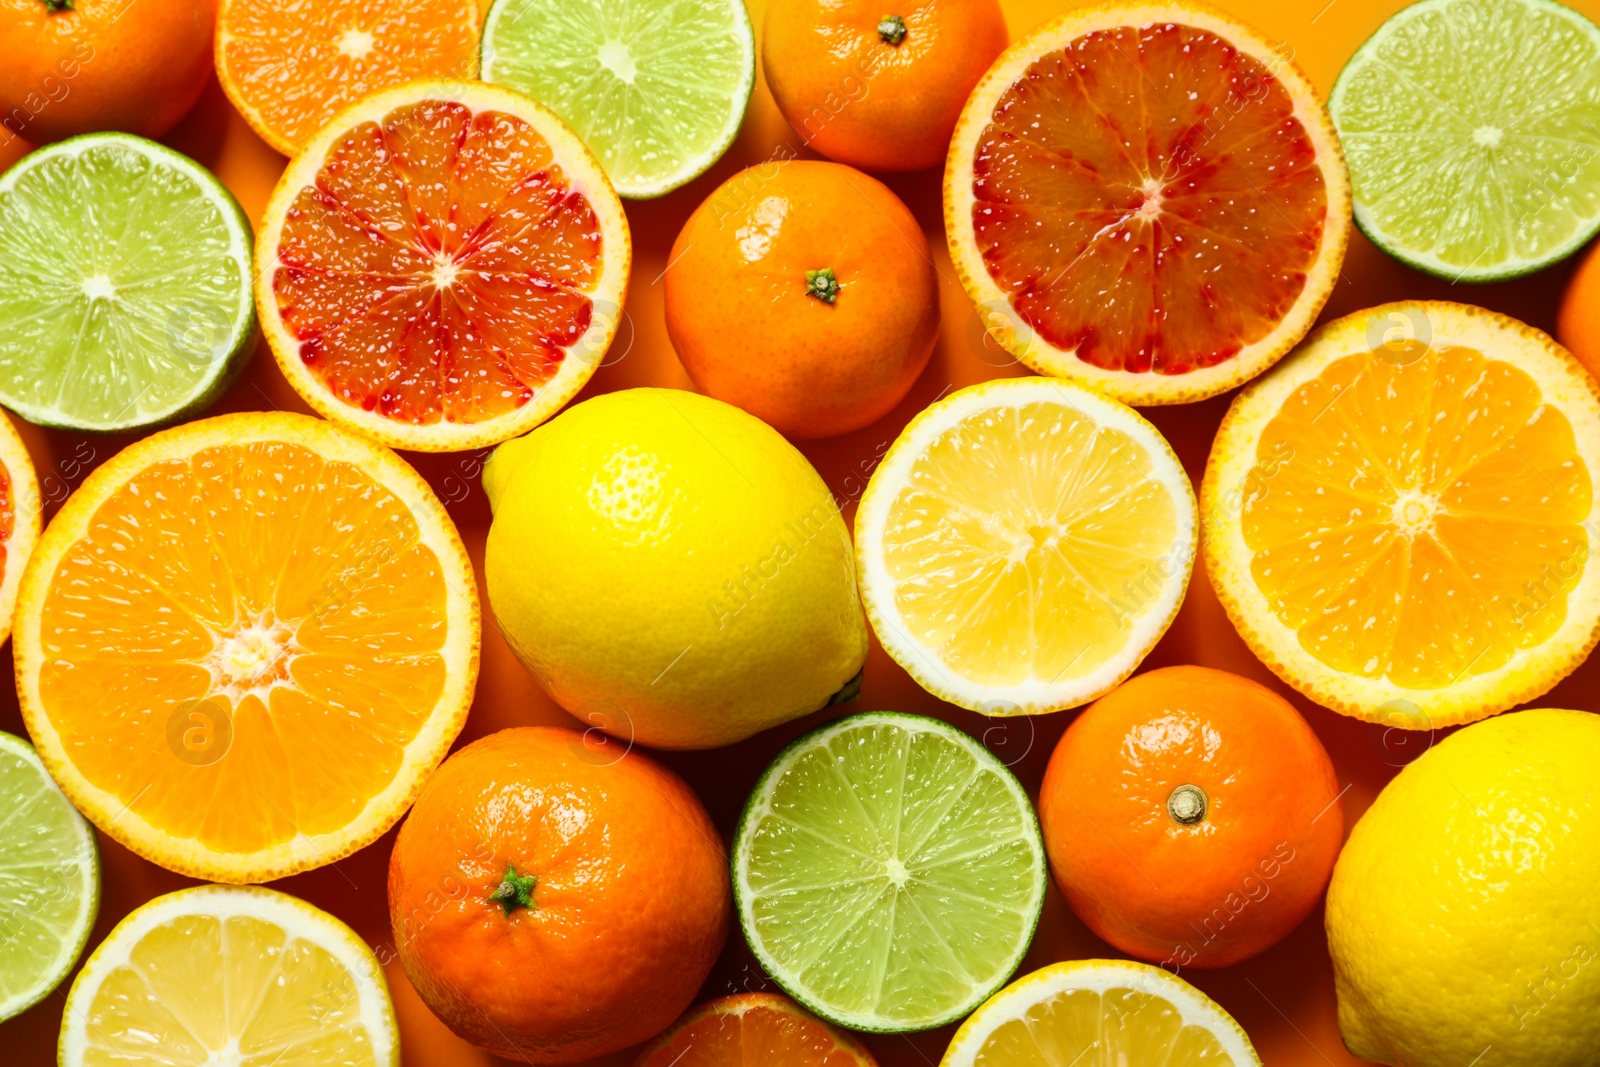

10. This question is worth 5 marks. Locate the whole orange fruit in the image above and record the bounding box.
[1038,665,1343,971]
[1558,238,1600,381]
[762,0,1007,172]
[389,727,730,1064]
[664,160,939,438]
[0,0,214,143]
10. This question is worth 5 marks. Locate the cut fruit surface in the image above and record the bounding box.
[216,0,481,156]
[635,993,877,1067]
[733,712,1048,1033]
[257,79,632,452]
[0,730,97,1022]
[1203,302,1600,726]
[0,411,39,647]
[59,885,397,1067]
[1330,0,1600,281]
[945,3,1350,405]
[482,0,755,198]
[13,412,479,883]
[855,377,1196,715]
[939,959,1262,1066]
[0,134,255,432]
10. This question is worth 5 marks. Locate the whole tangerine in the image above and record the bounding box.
[0,0,214,143]
[388,727,731,1064]
[762,0,1007,172]
[664,159,939,439]
[1038,665,1343,971]
[1558,238,1600,381]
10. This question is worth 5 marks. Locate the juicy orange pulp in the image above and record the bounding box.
[37,440,451,853]
[272,99,603,426]
[972,22,1326,374]
[638,995,872,1067]
[1242,345,1591,689]
[0,460,13,575]
[218,0,480,151]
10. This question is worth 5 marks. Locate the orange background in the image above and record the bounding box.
[4,0,1600,1064]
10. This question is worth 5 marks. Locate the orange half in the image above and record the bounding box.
[945,2,1350,405]
[216,0,481,156]
[0,412,40,647]
[13,412,479,883]
[257,80,632,452]
[635,994,877,1067]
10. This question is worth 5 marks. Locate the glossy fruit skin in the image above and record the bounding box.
[665,161,939,439]
[0,0,213,143]
[1326,708,1600,1067]
[389,727,730,1065]
[634,992,878,1066]
[1039,665,1342,970]
[483,388,869,749]
[1558,239,1600,381]
[762,0,1007,172]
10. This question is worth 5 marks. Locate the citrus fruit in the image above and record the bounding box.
[0,0,213,143]
[0,730,97,1022]
[215,0,481,156]
[855,376,1196,716]
[1330,0,1600,282]
[1326,708,1600,1067]
[59,884,397,1067]
[13,411,479,883]
[1039,666,1342,971]
[762,0,1007,173]
[481,0,755,198]
[1203,301,1600,727]
[732,711,1048,1033]
[0,133,255,432]
[256,79,632,453]
[484,388,867,750]
[665,160,939,438]
[0,411,40,645]
[1557,236,1600,380]
[944,3,1350,405]
[635,993,877,1067]
[940,959,1262,1066]
[389,727,729,1064]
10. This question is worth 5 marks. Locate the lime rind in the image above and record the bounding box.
[1330,0,1600,282]
[0,730,99,1022]
[0,132,256,432]
[481,0,755,198]
[732,711,1047,1034]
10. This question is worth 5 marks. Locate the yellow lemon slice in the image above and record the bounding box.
[855,377,1196,715]
[59,885,397,1067]
[1203,301,1600,726]
[940,959,1261,1066]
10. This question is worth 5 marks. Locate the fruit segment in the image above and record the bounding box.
[972,23,1325,375]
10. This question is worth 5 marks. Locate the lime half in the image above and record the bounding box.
[481,0,755,198]
[0,730,98,1021]
[1330,0,1600,281]
[733,712,1047,1033]
[0,133,255,431]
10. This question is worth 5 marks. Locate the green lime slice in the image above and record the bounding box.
[481,0,755,199]
[732,711,1047,1033]
[0,730,98,1021]
[0,133,255,431]
[1330,0,1600,281]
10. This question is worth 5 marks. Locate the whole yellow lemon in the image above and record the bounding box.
[484,388,868,749]
[1326,708,1600,1066]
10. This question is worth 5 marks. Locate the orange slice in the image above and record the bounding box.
[257,80,632,452]
[635,994,877,1067]
[1203,302,1600,727]
[216,0,481,156]
[13,412,479,882]
[945,3,1351,405]
[0,412,40,647]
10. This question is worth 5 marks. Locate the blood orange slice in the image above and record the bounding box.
[0,412,39,647]
[945,3,1350,405]
[257,80,632,452]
